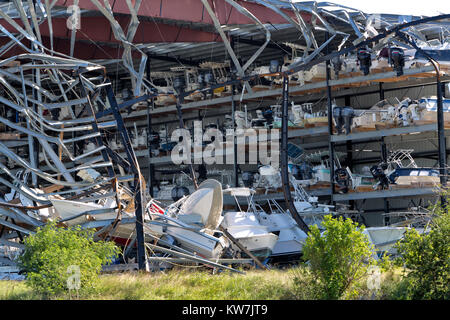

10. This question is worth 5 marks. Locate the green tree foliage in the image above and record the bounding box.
[395,202,450,300]
[17,221,121,297]
[300,215,376,299]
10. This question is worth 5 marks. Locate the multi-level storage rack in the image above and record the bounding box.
[3,64,447,220]
[112,64,449,220]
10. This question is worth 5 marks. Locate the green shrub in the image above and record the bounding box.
[17,221,121,297]
[394,203,450,300]
[299,215,376,299]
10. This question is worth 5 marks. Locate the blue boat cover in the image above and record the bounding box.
[414,49,450,62]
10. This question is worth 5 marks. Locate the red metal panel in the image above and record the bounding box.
[54,0,311,25]
[0,37,132,60]
[0,17,219,43]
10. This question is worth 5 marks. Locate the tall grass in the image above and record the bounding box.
[0,268,295,300]
[0,280,40,300]
[0,267,407,300]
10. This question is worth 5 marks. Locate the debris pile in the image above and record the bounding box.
[0,1,445,278]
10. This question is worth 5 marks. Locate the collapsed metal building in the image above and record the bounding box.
[0,0,449,274]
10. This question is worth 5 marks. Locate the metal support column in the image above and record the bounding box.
[379,82,385,100]
[231,83,239,187]
[146,59,155,197]
[437,78,447,205]
[381,137,390,224]
[344,95,354,209]
[379,83,390,220]
[326,58,336,205]
[280,74,310,234]
[105,86,148,271]
[176,95,198,189]
[437,81,447,182]
[230,36,239,188]
[381,139,388,163]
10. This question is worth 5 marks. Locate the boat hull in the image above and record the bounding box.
[164,220,227,259]
[363,227,409,257]
[222,211,278,259]
[50,199,108,226]
[259,212,307,257]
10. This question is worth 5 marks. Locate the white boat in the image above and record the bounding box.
[178,179,223,230]
[258,201,308,257]
[291,182,332,230]
[50,198,112,226]
[362,226,409,258]
[50,197,163,243]
[164,216,228,259]
[221,187,278,259]
[222,211,278,258]
[161,179,229,259]
[254,181,330,258]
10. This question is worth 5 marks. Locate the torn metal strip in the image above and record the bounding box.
[223,0,271,72]
[200,0,253,94]
[26,0,43,45]
[0,218,34,235]
[0,206,44,228]
[13,0,36,40]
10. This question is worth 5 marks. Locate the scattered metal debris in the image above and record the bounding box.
[0,1,447,278]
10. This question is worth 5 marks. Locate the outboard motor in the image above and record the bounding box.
[269,60,281,73]
[298,162,314,180]
[198,71,214,97]
[204,72,215,86]
[289,164,302,180]
[263,108,274,127]
[333,106,344,134]
[334,168,351,193]
[148,131,161,150]
[331,56,343,79]
[357,48,372,75]
[171,185,190,201]
[342,107,355,134]
[173,75,186,94]
[197,73,205,89]
[251,110,266,127]
[241,171,254,188]
[370,163,390,190]
[333,106,354,134]
[390,47,405,76]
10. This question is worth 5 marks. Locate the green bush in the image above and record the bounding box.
[17,221,121,297]
[394,203,450,300]
[299,215,376,299]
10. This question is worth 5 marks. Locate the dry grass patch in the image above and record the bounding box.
[0,268,295,300]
